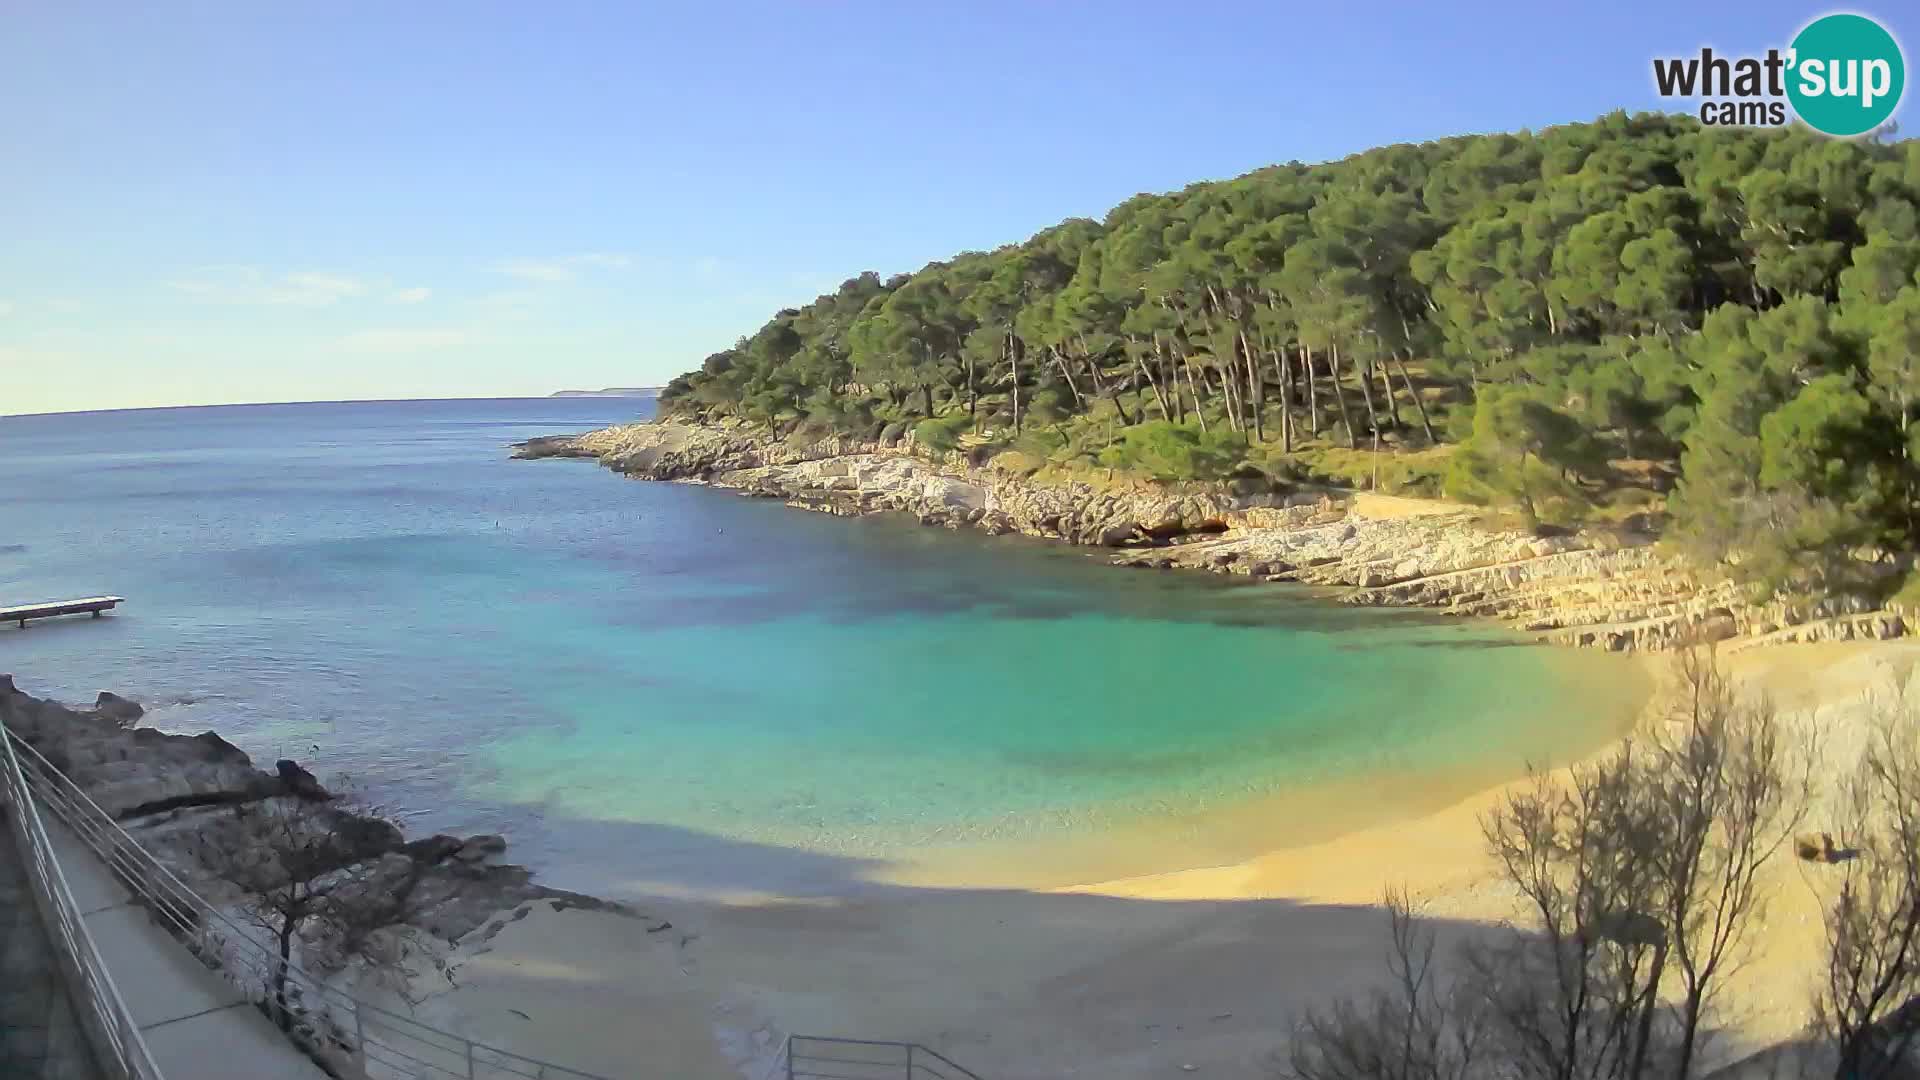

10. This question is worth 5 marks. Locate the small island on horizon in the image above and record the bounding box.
[548,387,661,398]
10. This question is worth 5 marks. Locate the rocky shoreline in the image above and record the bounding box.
[0,674,683,1073]
[517,416,1909,652]
[0,675,636,941]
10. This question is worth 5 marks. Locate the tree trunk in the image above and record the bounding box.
[1273,348,1293,453]
[922,384,935,418]
[275,920,296,1031]
[1220,361,1242,433]
[1136,357,1167,417]
[1135,355,1171,420]
[1086,348,1128,425]
[1007,329,1022,434]
[1903,394,1914,537]
[1674,983,1703,1080]
[1151,335,1177,423]
[1620,939,1667,1080]
[1301,344,1320,436]
[1241,331,1264,442]
[1374,353,1400,429]
[1327,343,1356,448]
[1345,341,1380,439]
[1167,349,1184,423]
[1084,342,1106,394]
[1050,346,1083,408]
[1181,353,1209,433]
[1390,354,1435,443]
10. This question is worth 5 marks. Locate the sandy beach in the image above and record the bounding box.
[366,638,1920,1080]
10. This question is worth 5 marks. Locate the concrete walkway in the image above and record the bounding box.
[46,823,328,1080]
[0,809,100,1080]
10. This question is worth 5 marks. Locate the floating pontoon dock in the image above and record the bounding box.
[2,596,125,628]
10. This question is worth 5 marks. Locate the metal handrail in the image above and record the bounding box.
[3,726,617,1080]
[785,1035,983,1080]
[0,723,166,1080]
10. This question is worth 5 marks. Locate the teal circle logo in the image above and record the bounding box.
[1788,13,1905,136]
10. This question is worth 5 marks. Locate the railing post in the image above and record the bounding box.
[786,1035,795,1080]
[354,1000,367,1072]
[468,1036,477,1079]
[907,1042,915,1079]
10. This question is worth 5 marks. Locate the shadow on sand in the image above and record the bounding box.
[465,811,1522,1080]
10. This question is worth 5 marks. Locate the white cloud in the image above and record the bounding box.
[490,252,633,283]
[278,271,366,304]
[389,286,432,304]
[171,266,372,307]
[338,327,482,353]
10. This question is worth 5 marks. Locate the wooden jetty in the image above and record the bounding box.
[2,597,125,628]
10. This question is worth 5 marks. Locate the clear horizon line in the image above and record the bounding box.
[0,390,658,421]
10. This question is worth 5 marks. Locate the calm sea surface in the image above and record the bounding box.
[0,398,1646,897]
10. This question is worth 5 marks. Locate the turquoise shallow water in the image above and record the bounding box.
[0,399,1645,898]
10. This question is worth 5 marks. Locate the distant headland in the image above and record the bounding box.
[548,387,660,398]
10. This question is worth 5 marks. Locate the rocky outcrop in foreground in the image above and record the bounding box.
[0,675,635,943]
[520,417,1910,653]
[2,675,690,1077]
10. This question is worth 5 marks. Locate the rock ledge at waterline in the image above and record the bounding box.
[0,674,651,943]
[516,417,1908,653]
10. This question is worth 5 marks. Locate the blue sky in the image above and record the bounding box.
[2,2,1912,415]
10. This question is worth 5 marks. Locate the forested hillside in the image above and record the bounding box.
[660,113,1920,601]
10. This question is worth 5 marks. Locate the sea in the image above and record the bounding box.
[0,398,1648,899]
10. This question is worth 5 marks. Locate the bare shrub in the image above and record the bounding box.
[1813,688,1920,1080]
[189,786,419,1031]
[1283,645,1808,1080]
[1286,889,1487,1080]
[1641,645,1810,1077]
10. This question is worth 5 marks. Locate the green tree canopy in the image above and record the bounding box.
[659,113,1920,600]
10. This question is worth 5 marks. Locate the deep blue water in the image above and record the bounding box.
[0,399,1646,898]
